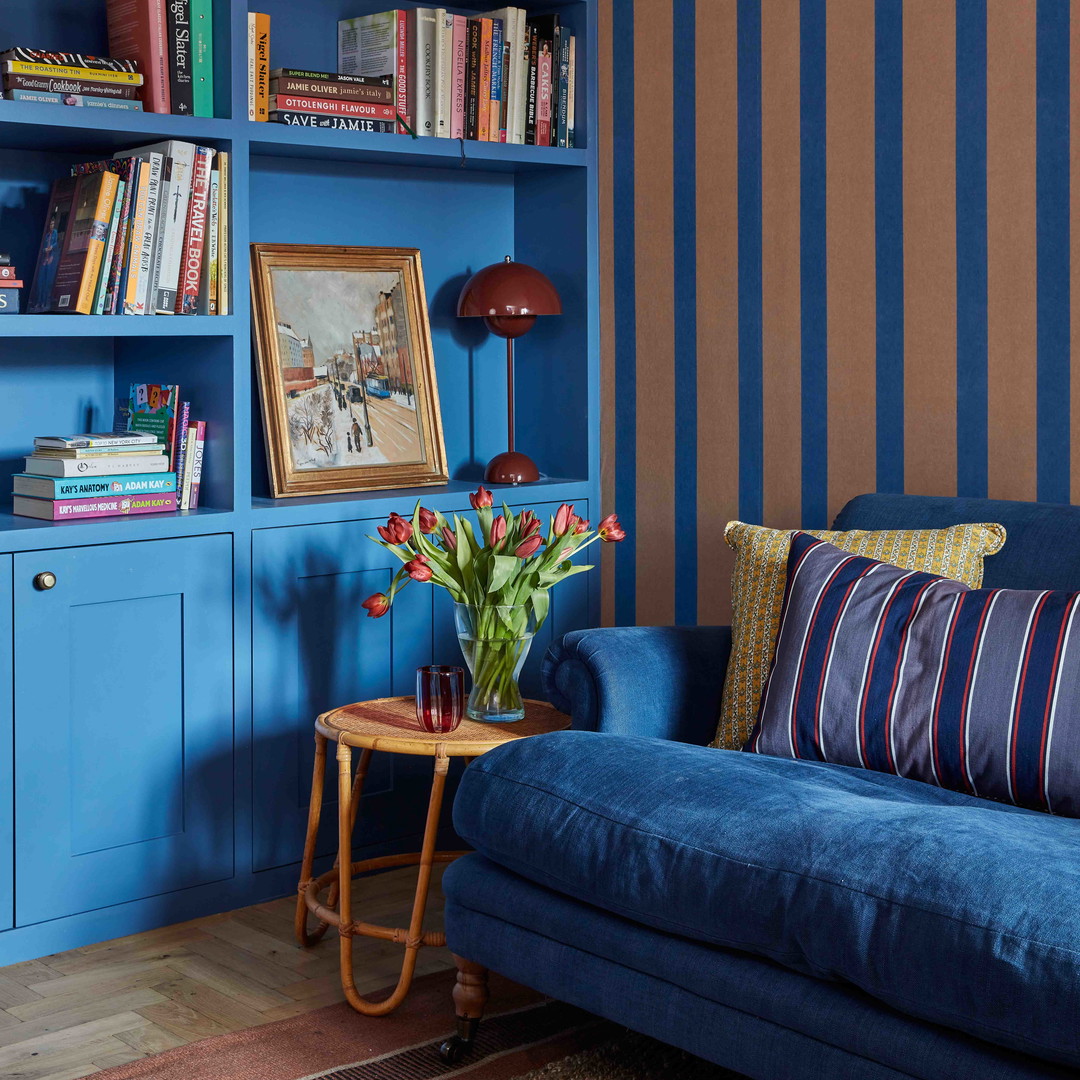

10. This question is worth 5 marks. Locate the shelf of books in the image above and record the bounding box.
[0,0,596,545]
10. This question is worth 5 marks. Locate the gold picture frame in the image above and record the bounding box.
[250,244,448,498]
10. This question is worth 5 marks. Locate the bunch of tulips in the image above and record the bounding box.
[361,485,626,627]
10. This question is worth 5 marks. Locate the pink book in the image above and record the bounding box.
[450,15,467,139]
[106,0,170,113]
[537,45,553,146]
[188,421,206,509]
[13,492,178,521]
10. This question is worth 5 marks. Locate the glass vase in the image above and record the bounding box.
[454,603,537,722]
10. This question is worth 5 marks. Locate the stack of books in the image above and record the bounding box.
[0,47,144,111]
[105,0,216,116]
[12,382,208,521]
[26,141,229,316]
[13,432,177,521]
[248,8,575,146]
[0,253,22,313]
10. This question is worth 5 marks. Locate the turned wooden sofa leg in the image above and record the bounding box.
[438,955,489,1063]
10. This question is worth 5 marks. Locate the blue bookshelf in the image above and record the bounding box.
[0,0,599,962]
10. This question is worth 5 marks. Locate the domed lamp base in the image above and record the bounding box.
[484,451,540,485]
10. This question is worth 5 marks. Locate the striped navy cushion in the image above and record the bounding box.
[748,531,1080,816]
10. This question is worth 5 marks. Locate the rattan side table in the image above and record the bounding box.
[295,695,570,1016]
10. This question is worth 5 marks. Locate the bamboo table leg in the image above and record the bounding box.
[295,733,328,946]
[337,748,451,1016]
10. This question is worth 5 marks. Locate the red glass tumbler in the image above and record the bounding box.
[415,665,465,733]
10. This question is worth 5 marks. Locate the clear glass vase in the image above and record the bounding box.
[454,603,537,722]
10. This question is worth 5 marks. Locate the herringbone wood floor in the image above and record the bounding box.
[0,866,454,1080]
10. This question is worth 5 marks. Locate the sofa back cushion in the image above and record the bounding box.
[835,493,1080,592]
[712,520,1006,750]
[749,532,1080,816]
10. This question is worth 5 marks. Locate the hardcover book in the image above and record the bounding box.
[177,146,214,314]
[167,0,194,115]
[269,76,393,104]
[337,10,408,131]
[23,455,171,477]
[271,68,393,87]
[13,473,178,499]
[2,73,139,98]
[106,0,170,110]
[449,15,467,139]
[48,171,120,314]
[124,383,181,467]
[27,175,77,313]
[272,96,396,120]
[269,112,396,132]
[13,492,178,521]
[34,432,159,449]
[0,60,142,85]
[216,151,229,315]
[191,0,214,117]
[0,48,138,71]
[2,89,142,109]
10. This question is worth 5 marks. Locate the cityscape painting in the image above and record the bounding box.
[250,245,447,497]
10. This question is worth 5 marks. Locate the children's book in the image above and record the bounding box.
[122,382,181,468]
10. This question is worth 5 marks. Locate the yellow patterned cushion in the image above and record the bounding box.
[712,520,1007,751]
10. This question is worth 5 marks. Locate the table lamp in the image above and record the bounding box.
[457,256,562,484]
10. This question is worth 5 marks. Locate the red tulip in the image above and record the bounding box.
[598,513,626,542]
[553,503,575,537]
[418,506,438,533]
[441,525,457,550]
[521,509,535,525]
[490,515,507,547]
[470,485,493,509]
[522,516,542,537]
[361,593,390,618]
[514,534,543,558]
[377,512,413,544]
[404,554,432,582]
[573,517,590,535]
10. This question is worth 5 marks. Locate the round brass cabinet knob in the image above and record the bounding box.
[33,572,57,591]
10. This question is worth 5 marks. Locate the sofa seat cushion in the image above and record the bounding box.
[454,731,1080,1066]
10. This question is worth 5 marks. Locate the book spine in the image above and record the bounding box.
[451,16,466,139]
[418,8,437,136]
[268,112,397,132]
[556,28,569,148]
[181,422,197,508]
[154,145,195,314]
[106,0,170,111]
[514,8,528,144]
[477,19,493,141]
[567,36,576,147]
[2,90,141,109]
[274,68,393,87]
[0,48,138,72]
[0,61,141,85]
[135,153,163,315]
[177,147,213,314]
[269,76,393,103]
[145,157,172,314]
[206,170,219,315]
[188,422,206,509]
[396,8,409,133]
[24,455,170,476]
[75,172,120,315]
[190,0,214,117]
[488,19,503,143]
[254,13,270,120]
[537,40,552,147]
[33,493,178,520]
[167,0,193,115]
[465,20,481,140]
[107,161,137,314]
[95,180,124,315]
[2,73,139,98]
[121,166,150,314]
[272,95,396,120]
[247,13,256,120]
[437,10,452,136]
[217,152,229,315]
[525,26,538,144]
[173,401,191,485]
[0,267,18,280]
[20,473,178,498]
[499,41,510,141]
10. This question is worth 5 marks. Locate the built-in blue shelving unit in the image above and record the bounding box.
[0,0,599,963]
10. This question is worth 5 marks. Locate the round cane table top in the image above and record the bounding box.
[315,696,571,757]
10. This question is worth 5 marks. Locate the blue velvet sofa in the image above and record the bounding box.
[440,495,1080,1080]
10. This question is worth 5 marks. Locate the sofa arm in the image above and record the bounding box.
[541,626,732,745]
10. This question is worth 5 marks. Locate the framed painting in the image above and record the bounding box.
[250,244,448,497]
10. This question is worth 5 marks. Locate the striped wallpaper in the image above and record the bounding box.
[599,0,1079,628]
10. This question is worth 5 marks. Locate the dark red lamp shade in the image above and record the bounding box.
[456,257,562,484]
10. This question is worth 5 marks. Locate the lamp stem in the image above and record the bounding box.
[506,336,515,454]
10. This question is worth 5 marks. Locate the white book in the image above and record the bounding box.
[115,141,196,315]
[247,13,257,120]
[413,7,437,136]
[482,8,524,144]
[127,151,162,315]
[34,432,158,449]
[24,455,171,477]
[180,422,198,509]
[435,8,450,137]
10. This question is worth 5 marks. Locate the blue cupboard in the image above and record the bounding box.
[0,0,599,963]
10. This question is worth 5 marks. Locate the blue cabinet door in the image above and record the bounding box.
[0,556,11,932]
[13,535,234,925]
[252,519,435,873]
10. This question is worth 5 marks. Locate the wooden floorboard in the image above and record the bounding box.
[0,865,455,1078]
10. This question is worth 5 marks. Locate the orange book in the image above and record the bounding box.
[75,171,120,315]
[477,17,493,142]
